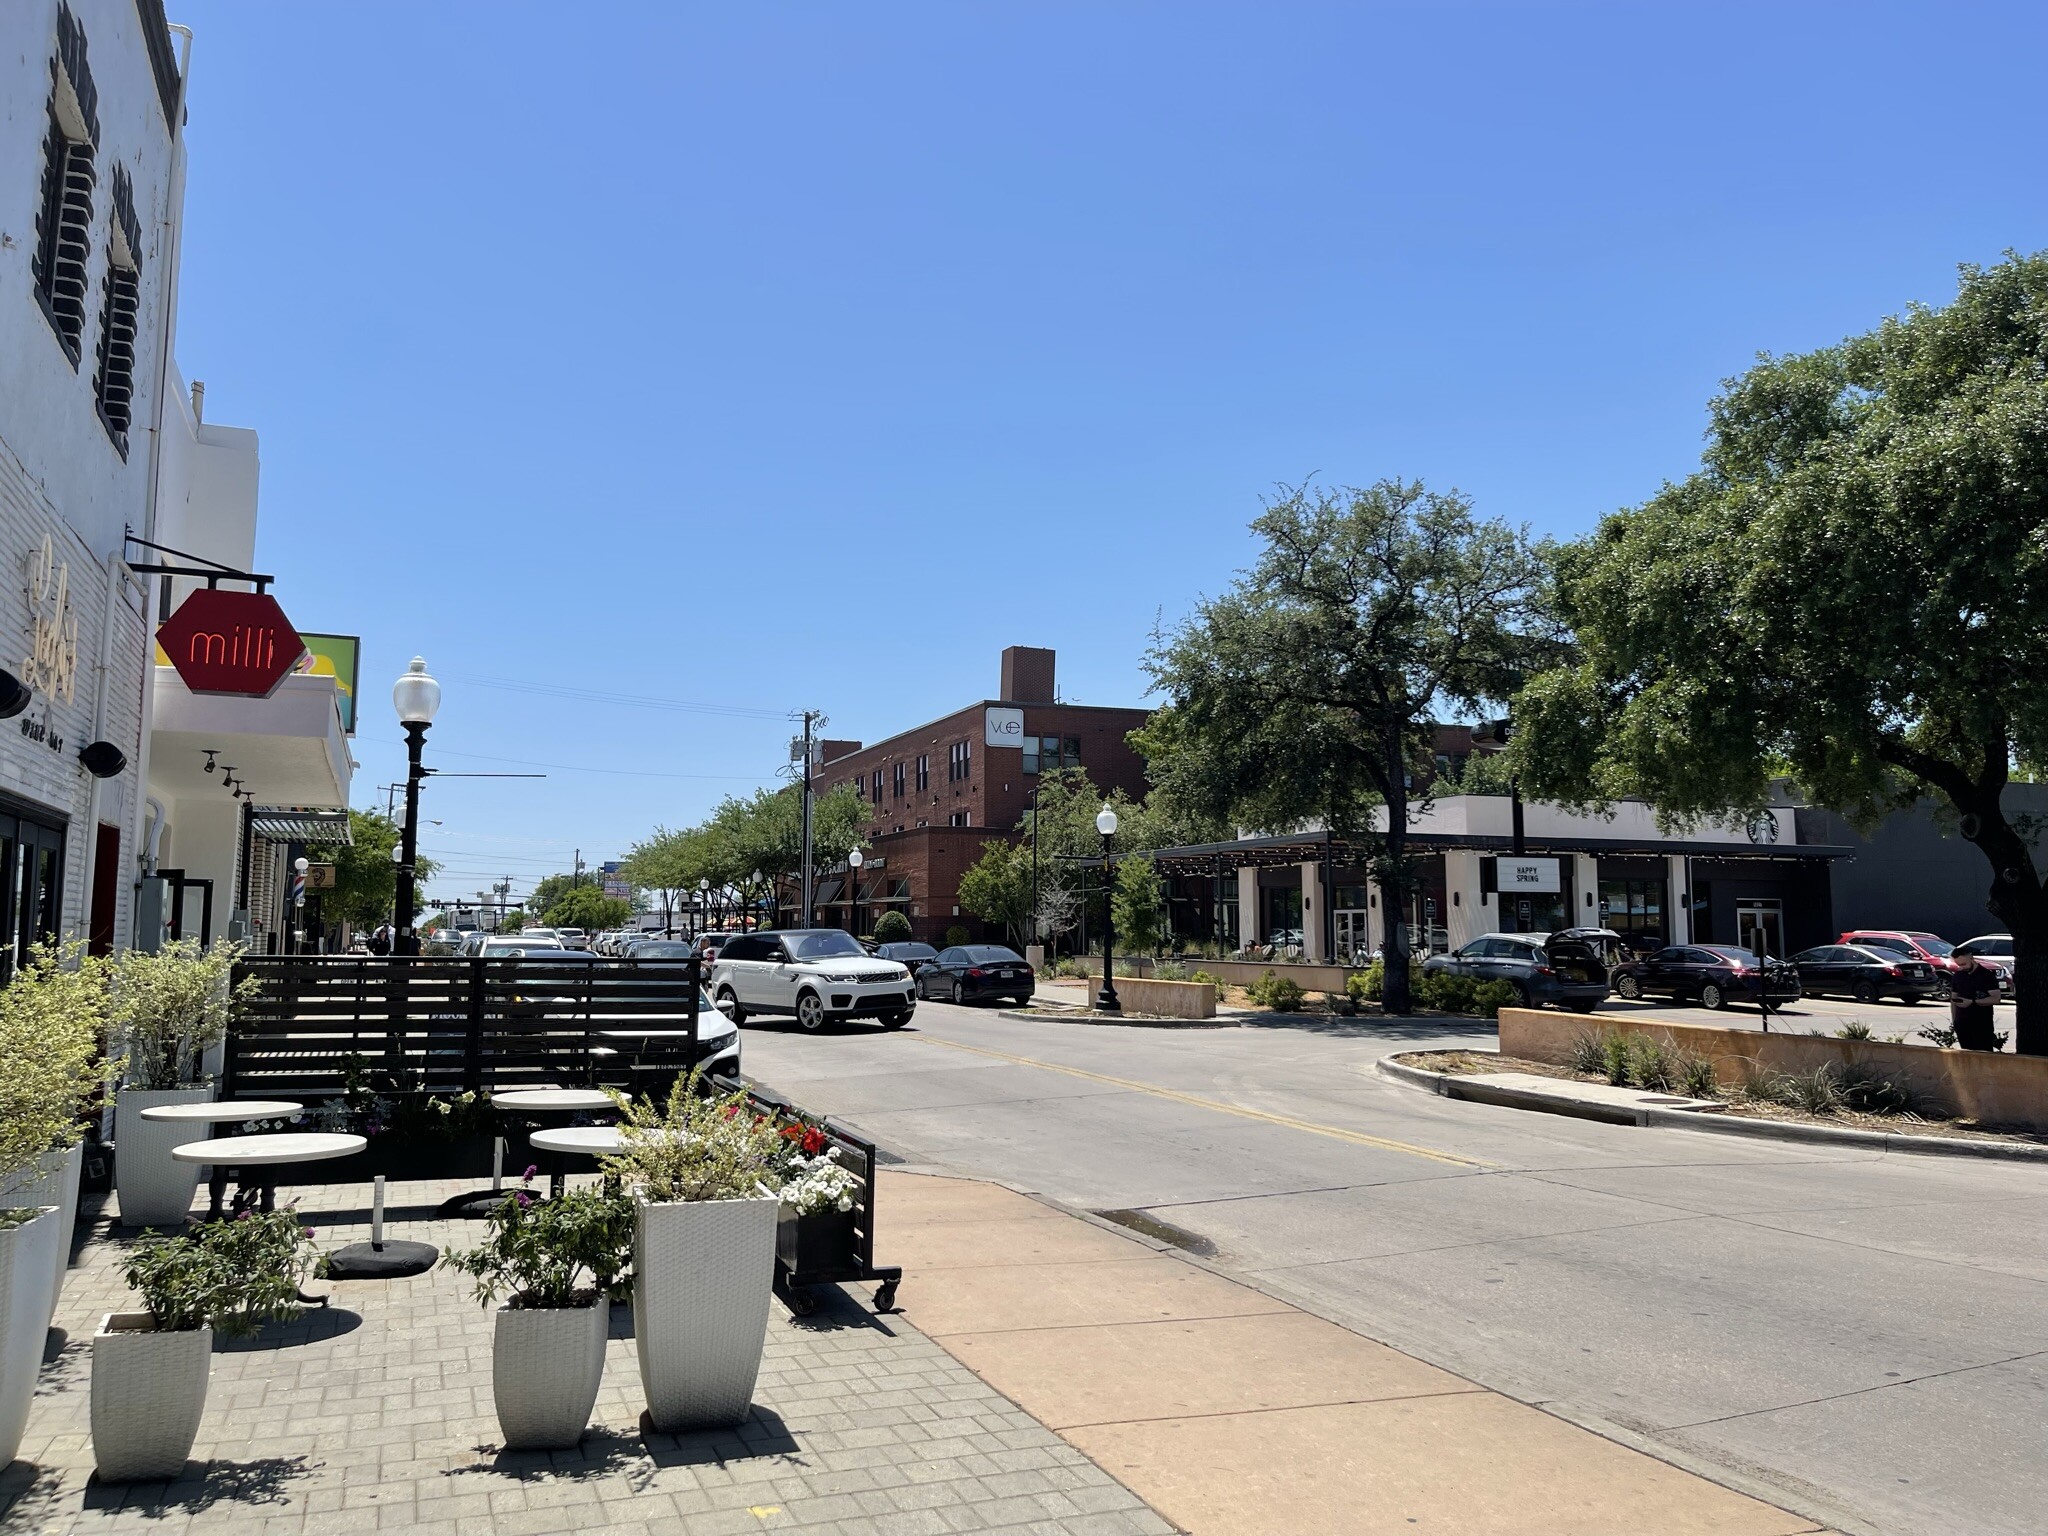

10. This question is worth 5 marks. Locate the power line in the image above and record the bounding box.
[446,675,791,721]
[370,741,761,782]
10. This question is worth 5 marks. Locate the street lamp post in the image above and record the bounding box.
[697,877,710,937]
[848,848,864,937]
[1095,803,1120,1013]
[391,656,441,956]
[751,870,764,931]
[292,856,309,954]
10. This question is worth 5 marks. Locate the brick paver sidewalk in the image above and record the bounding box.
[0,1177,1175,1536]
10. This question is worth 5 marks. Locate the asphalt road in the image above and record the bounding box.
[740,1000,2048,1536]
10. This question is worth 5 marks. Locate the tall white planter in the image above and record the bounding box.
[90,1312,211,1481]
[0,1207,60,1468]
[115,1087,215,1228]
[634,1195,778,1430]
[0,1145,82,1319]
[491,1298,609,1449]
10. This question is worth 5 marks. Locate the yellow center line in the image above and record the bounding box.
[907,1033,1494,1169]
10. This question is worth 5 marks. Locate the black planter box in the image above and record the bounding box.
[281,1131,497,1185]
[777,1205,857,1282]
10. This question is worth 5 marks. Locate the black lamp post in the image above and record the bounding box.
[391,656,441,956]
[848,847,864,937]
[1095,802,1121,1013]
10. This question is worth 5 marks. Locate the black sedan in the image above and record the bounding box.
[876,941,939,972]
[915,945,1036,1006]
[1790,944,1941,1003]
[1610,944,1801,1010]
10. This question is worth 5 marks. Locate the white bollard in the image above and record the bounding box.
[491,1135,505,1192]
[371,1175,386,1249]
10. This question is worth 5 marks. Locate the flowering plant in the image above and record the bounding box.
[121,1207,317,1335]
[781,1153,861,1216]
[602,1068,789,1204]
[446,1171,634,1308]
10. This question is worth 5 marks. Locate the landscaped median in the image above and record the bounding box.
[1379,1007,2048,1160]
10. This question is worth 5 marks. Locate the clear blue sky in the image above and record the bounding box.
[162,0,2048,906]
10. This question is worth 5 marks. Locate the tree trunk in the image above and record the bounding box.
[1965,806,2045,1055]
[1380,754,1413,1016]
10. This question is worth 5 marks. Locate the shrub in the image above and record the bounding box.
[1472,979,1519,1018]
[1916,1024,1958,1048]
[113,938,261,1090]
[1786,1064,1844,1114]
[122,1208,317,1336]
[1836,1020,1873,1040]
[1840,1070,1915,1115]
[1246,971,1308,1011]
[1678,1053,1719,1098]
[944,925,971,947]
[1625,1035,1680,1091]
[871,910,912,945]
[1417,971,1478,1013]
[1152,961,1190,982]
[1565,1032,1608,1075]
[447,1178,634,1308]
[603,1068,791,1204]
[1348,966,1380,1004]
[0,943,112,1196]
[1600,1030,1633,1085]
[1190,970,1221,987]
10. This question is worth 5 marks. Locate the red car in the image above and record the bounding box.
[1838,930,2009,996]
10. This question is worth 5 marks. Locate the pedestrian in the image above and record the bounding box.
[1947,949,2000,1050]
[367,924,391,957]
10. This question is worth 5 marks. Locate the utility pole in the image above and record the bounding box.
[797,709,821,928]
[573,849,584,888]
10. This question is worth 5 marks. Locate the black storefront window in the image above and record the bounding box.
[0,800,67,981]
[1597,877,1666,951]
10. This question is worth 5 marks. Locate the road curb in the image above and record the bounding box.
[995,1009,1229,1029]
[1375,1056,2048,1162]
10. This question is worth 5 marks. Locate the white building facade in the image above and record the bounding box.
[0,1,188,964]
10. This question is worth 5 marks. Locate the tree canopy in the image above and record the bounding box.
[1145,480,1552,1010]
[1513,252,2048,1052]
[330,809,440,931]
[543,885,633,934]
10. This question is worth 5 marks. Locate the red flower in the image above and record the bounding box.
[800,1127,828,1155]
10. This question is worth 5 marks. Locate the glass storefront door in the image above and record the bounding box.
[1737,900,1785,960]
[0,806,66,980]
[1335,910,1372,963]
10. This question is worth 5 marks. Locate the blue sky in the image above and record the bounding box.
[162,0,2048,907]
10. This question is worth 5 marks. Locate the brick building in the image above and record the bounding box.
[788,647,1150,943]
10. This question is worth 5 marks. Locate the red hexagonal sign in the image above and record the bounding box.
[158,590,305,697]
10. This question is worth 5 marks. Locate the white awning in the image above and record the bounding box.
[150,668,351,808]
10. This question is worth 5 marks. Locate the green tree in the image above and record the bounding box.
[1146,480,1552,1013]
[329,809,440,931]
[1112,853,1164,956]
[528,872,584,917]
[498,909,526,935]
[871,909,912,944]
[543,886,633,934]
[1514,253,2048,1054]
[956,843,1032,946]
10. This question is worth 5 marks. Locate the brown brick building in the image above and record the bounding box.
[785,647,1151,943]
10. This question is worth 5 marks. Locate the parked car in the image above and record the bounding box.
[875,941,939,973]
[914,945,1037,1007]
[624,939,697,960]
[556,927,587,948]
[709,929,916,1032]
[1421,931,1610,1011]
[1839,930,1968,993]
[1789,944,1942,1003]
[1610,944,1801,1010]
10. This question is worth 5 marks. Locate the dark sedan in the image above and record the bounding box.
[1790,944,1941,1004]
[915,945,1035,1006]
[876,941,939,973]
[1610,944,1801,1010]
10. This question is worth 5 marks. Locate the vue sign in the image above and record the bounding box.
[158,590,304,698]
[983,706,1025,748]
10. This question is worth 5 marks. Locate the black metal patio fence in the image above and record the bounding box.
[223,955,709,1101]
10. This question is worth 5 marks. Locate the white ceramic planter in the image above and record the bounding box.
[0,1206,60,1468]
[90,1311,211,1481]
[0,1145,82,1320]
[491,1297,609,1449]
[115,1086,215,1228]
[634,1194,779,1430]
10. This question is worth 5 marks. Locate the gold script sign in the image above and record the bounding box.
[23,534,78,706]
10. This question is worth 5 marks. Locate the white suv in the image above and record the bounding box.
[711,929,916,1032]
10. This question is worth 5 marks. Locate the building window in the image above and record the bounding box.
[1597,878,1666,950]
[32,110,95,361]
[915,754,929,792]
[872,768,882,801]
[91,170,141,453]
[851,776,863,801]
[949,812,969,827]
[948,741,971,783]
[1023,734,1083,775]
[892,762,905,799]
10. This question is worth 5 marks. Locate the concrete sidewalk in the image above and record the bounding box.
[880,1171,1832,1536]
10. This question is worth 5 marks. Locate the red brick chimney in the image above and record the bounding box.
[1000,646,1055,704]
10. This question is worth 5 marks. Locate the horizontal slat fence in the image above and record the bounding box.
[225,955,708,1100]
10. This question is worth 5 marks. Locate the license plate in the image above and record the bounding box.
[1906,964,1925,976]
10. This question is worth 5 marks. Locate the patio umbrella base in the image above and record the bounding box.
[325,1240,438,1279]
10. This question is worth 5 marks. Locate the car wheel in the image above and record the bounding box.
[795,991,827,1032]
[1614,973,1643,1001]
[879,1011,910,1030]
[716,986,746,1026]
[1853,978,1879,1004]
[951,980,965,1005]
[1512,982,1532,1009]
[1701,982,1727,1011]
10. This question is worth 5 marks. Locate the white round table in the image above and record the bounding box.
[140,1104,304,1217]
[493,1088,617,1112]
[529,1125,626,1157]
[172,1133,366,1216]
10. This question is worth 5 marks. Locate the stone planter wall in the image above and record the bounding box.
[1104,978,1218,1019]
[1498,1008,2048,1131]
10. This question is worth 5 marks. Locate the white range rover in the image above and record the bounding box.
[710,929,917,1032]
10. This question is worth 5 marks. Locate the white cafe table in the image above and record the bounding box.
[529,1125,627,1158]
[495,1089,619,1196]
[140,1102,305,1220]
[171,1132,366,1218]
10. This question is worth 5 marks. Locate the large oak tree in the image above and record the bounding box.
[1513,253,2048,1053]
[1146,480,1551,1013]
